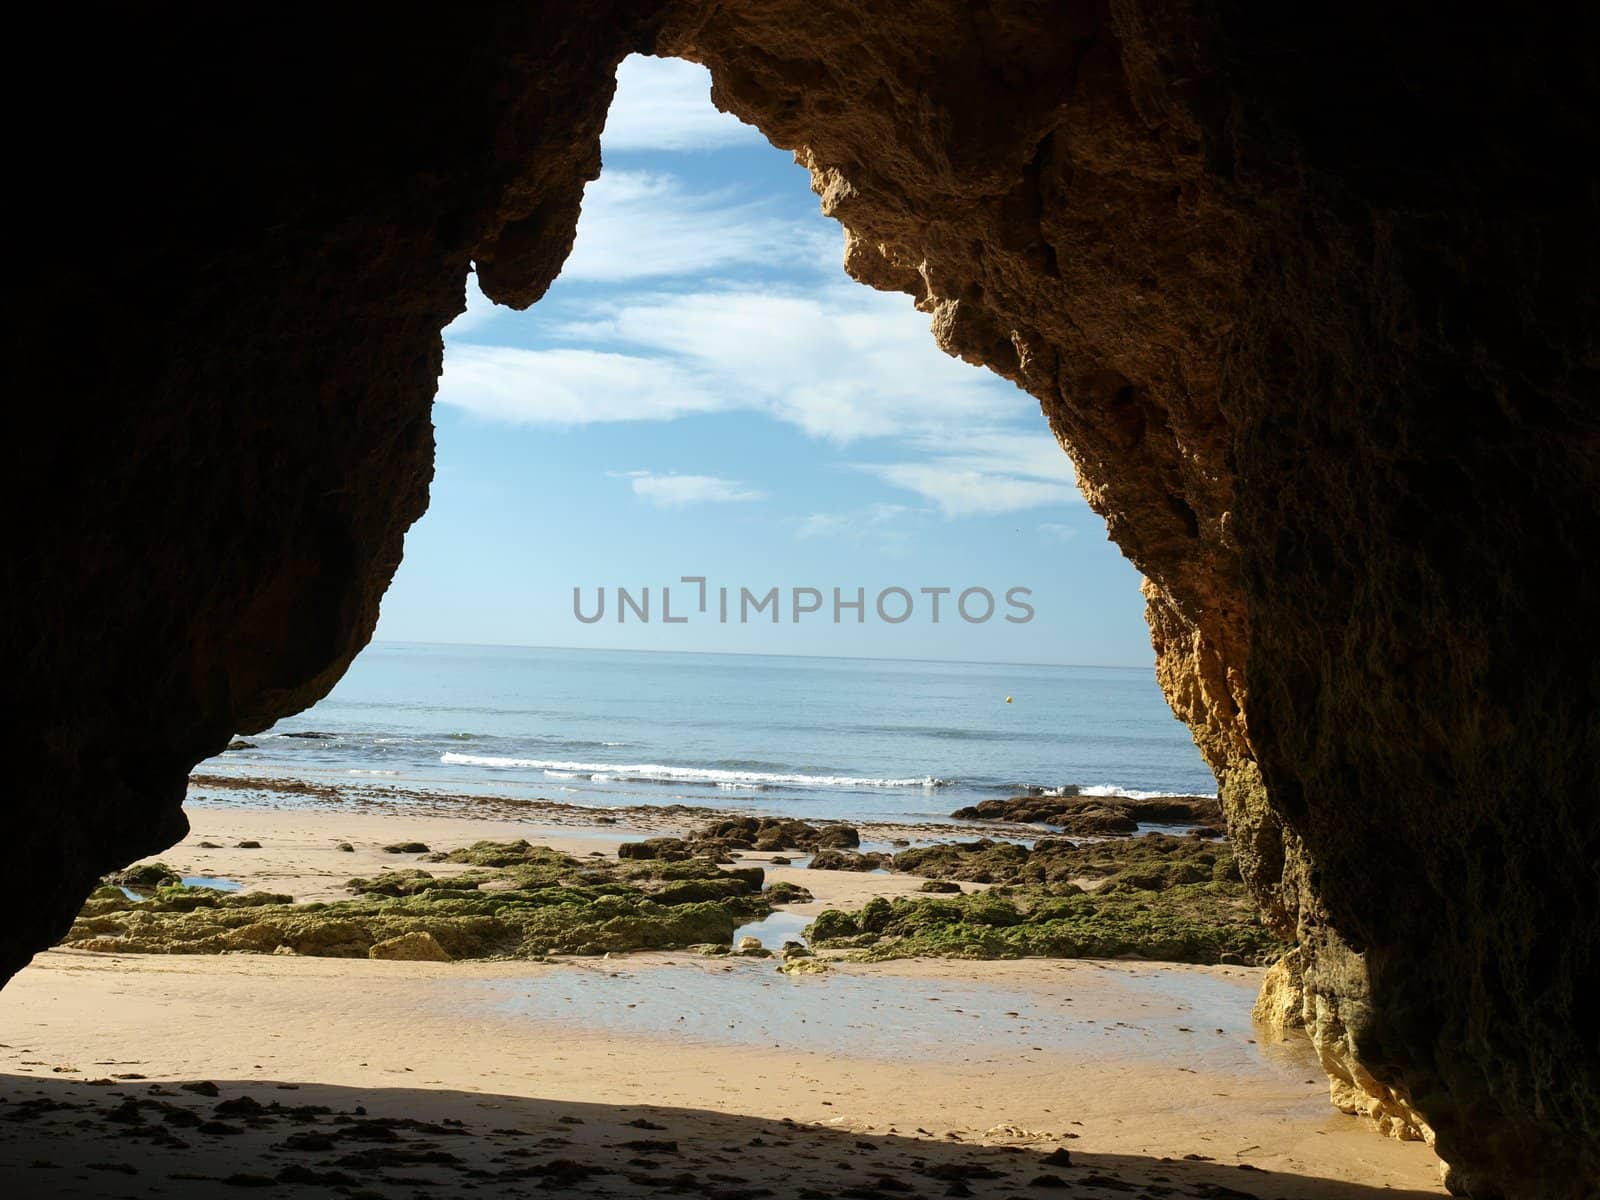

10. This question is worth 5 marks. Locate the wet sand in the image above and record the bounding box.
[0,798,1449,1196]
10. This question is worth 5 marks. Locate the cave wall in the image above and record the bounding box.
[2,0,660,978]
[5,3,1597,1196]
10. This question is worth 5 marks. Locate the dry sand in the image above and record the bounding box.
[0,798,1448,1197]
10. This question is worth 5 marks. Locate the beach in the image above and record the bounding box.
[0,796,1448,1196]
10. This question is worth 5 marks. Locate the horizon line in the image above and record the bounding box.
[366,636,1154,673]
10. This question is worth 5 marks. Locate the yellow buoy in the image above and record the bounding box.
[1005,696,1013,703]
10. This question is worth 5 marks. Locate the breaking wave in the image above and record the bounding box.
[440,752,948,790]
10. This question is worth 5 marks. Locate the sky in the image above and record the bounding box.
[371,55,1155,668]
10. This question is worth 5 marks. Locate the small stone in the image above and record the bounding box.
[368,931,452,962]
[735,936,770,957]
[778,958,829,976]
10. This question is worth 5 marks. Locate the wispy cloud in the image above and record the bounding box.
[794,503,919,553]
[602,56,768,154]
[562,171,836,283]
[436,344,726,425]
[616,471,765,507]
[903,431,1080,487]
[541,283,1021,442]
[1040,522,1079,543]
[858,462,1080,516]
[857,429,1083,516]
[440,282,1084,515]
[796,502,913,539]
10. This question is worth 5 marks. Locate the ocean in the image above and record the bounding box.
[197,642,1214,822]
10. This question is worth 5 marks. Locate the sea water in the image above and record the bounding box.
[197,642,1213,823]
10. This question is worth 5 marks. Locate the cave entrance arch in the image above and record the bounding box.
[9,9,1599,1197]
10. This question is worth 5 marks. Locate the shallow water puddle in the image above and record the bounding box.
[117,875,242,901]
[181,875,242,892]
[732,909,811,948]
[466,960,1322,1085]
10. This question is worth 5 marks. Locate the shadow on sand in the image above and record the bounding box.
[0,1072,1440,1199]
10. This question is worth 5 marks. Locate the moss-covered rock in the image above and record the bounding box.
[806,909,865,942]
[344,868,457,897]
[892,834,1240,891]
[805,873,1282,966]
[652,877,755,905]
[106,862,184,889]
[778,957,829,975]
[765,881,814,904]
[59,844,767,961]
[617,837,691,861]
[370,931,452,962]
[809,850,888,871]
[425,839,558,867]
[688,817,861,854]
[950,793,1222,830]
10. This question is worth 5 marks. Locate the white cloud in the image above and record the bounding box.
[905,430,1079,485]
[602,56,768,153]
[859,428,1084,516]
[548,283,1021,442]
[439,282,1085,516]
[794,503,919,553]
[617,471,764,507]
[436,344,726,425]
[859,462,1081,516]
[562,171,836,283]
[795,512,849,538]
[796,503,913,539]
[1040,522,1079,543]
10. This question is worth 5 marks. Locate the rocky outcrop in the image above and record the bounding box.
[6,4,1598,1195]
[951,794,1222,830]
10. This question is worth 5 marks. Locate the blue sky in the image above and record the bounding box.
[372,56,1155,668]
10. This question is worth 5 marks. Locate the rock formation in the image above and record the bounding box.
[4,3,1596,1195]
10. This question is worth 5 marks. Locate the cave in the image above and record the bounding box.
[6,3,1598,1196]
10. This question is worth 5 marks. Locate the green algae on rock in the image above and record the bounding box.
[105,862,184,890]
[688,817,860,855]
[893,834,1241,890]
[63,844,769,961]
[808,850,889,871]
[805,874,1280,967]
[764,881,814,904]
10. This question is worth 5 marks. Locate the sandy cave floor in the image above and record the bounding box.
[0,798,1447,1198]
